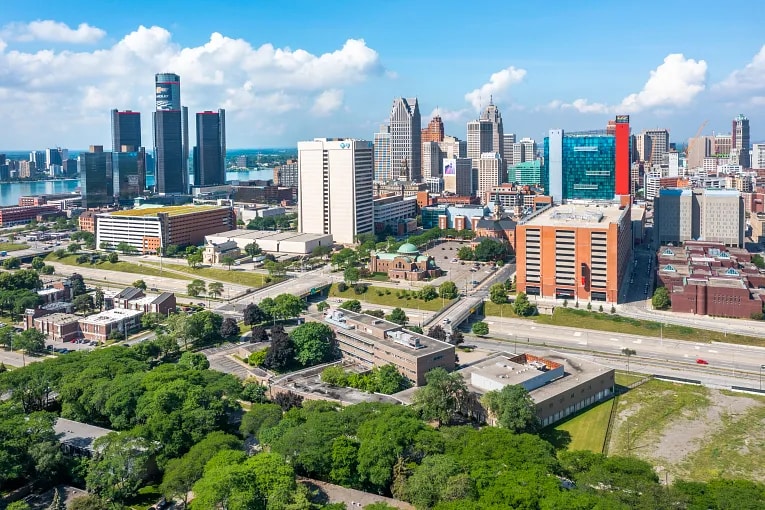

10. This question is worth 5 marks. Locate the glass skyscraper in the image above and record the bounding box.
[80,146,113,208]
[193,109,226,187]
[113,149,146,204]
[153,73,188,194]
[543,130,615,201]
[111,110,142,152]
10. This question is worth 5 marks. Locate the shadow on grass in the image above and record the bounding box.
[539,428,572,450]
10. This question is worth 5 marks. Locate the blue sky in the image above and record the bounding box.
[1,0,764,149]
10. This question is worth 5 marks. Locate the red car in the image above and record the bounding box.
[696,358,709,365]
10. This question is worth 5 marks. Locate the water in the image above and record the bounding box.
[0,169,276,206]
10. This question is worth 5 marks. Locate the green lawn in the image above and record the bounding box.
[45,254,191,280]
[483,301,519,318]
[0,242,30,252]
[484,306,765,347]
[328,283,455,312]
[144,261,278,288]
[615,371,648,387]
[546,399,614,453]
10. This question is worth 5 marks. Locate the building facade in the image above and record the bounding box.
[111,110,141,152]
[368,243,442,281]
[422,141,442,179]
[389,98,421,181]
[515,201,632,303]
[477,152,504,198]
[653,188,745,247]
[273,159,298,188]
[193,109,226,187]
[644,129,670,165]
[79,146,113,208]
[298,138,374,244]
[442,158,473,196]
[543,130,616,202]
[421,115,444,144]
[153,73,189,194]
[510,160,542,186]
[732,113,751,168]
[112,149,146,204]
[373,195,418,233]
[614,115,631,195]
[480,100,504,160]
[373,125,392,182]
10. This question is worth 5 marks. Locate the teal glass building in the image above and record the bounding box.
[542,130,615,201]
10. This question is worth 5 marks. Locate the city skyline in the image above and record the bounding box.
[1,1,765,149]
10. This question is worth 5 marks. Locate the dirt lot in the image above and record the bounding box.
[608,380,765,483]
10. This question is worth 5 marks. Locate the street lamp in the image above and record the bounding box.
[760,364,765,391]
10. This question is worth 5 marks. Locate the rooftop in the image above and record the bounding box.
[80,308,142,324]
[35,312,79,325]
[107,205,221,218]
[206,229,331,243]
[522,202,627,227]
[53,418,113,453]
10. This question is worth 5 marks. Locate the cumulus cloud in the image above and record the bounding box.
[0,24,384,146]
[547,53,707,114]
[464,66,526,111]
[2,20,106,44]
[713,45,765,100]
[310,89,344,116]
[429,107,470,124]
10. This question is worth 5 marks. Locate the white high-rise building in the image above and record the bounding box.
[752,143,765,169]
[732,114,750,168]
[467,120,493,161]
[373,125,392,182]
[477,152,504,199]
[298,138,374,245]
[503,133,516,170]
[643,129,670,165]
[439,135,466,159]
[480,99,504,158]
[422,141,443,179]
[635,133,652,163]
[389,98,421,181]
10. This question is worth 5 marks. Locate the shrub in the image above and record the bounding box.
[337,282,348,292]
[353,283,368,295]
[248,349,267,366]
[598,305,604,313]
[562,299,568,308]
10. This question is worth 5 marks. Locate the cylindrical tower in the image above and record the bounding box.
[155,73,181,111]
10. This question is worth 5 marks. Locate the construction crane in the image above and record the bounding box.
[686,120,708,169]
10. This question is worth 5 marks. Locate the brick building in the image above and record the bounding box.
[0,205,62,226]
[656,242,765,318]
[368,243,442,281]
[232,185,293,204]
[323,308,455,386]
[515,200,632,303]
[26,312,81,342]
[78,210,97,233]
[79,309,143,342]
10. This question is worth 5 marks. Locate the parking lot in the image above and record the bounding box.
[423,240,504,291]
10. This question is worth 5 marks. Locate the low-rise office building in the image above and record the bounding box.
[27,312,81,342]
[0,205,62,226]
[204,229,333,255]
[323,309,455,386]
[79,308,143,343]
[373,195,418,234]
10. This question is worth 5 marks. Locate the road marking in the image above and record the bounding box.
[531,326,537,330]
[578,341,587,345]
[694,346,700,350]
[632,339,642,344]
[683,354,688,357]
[609,337,619,342]
[573,332,582,337]
[708,349,718,353]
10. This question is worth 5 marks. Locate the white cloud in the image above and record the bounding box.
[310,89,344,116]
[0,24,385,146]
[547,53,707,115]
[429,107,470,124]
[713,45,765,100]
[3,20,106,44]
[464,66,526,111]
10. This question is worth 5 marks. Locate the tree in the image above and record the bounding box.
[339,299,362,313]
[141,312,164,330]
[331,248,357,269]
[457,246,474,260]
[243,303,266,325]
[40,265,54,275]
[344,266,360,285]
[621,348,637,373]
[411,367,469,426]
[73,294,94,313]
[312,245,331,259]
[652,287,671,310]
[386,307,408,325]
[272,293,304,321]
[31,256,45,270]
[420,285,438,301]
[2,257,20,269]
[489,283,508,304]
[106,252,118,263]
[7,502,31,510]
[273,391,304,411]
[132,279,147,290]
[186,310,224,347]
[115,242,134,255]
[249,325,269,344]
[427,325,448,342]
[248,349,267,366]
[439,281,459,300]
[208,281,224,299]
[752,254,765,269]
[402,455,468,509]
[474,238,507,262]
[263,326,295,371]
[69,273,86,296]
[66,243,81,254]
[99,241,112,251]
[221,255,236,270]
[186,250,203,269]
[94,288,104,310]
[240,403,283,439]
[87,432,156,504]
[513,292,536,317]
[241,382,268,404]
[53,248,67,259]
[220,317,240,339]
[14,328,46,356]
[244,242,262,257]
[317,301,329,312]
[290,322,338,366]
[471,321,489,336]
[364,309,385,318]
[187,279,206,297]
[481,384,538,433]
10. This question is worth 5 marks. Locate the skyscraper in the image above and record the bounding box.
[480,99,504,158]
[153,73,189,194]
[297,138,374,244]
[113,148,146,204]
[642,129,670,165]
[477,152,504,198]
[80,145,113,208]
[373,125,392,182]
[732,114,750,168]
[543,130,616,202]
[421,115,444,144]
[614,115,630,195]
[467,120,493,160]
[193,109,226,187]
[111,110,142,152]
[389,98,421,181]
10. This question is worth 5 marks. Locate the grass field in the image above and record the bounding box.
[328,283,455,312]
[144,261,277,288]
[484,305,765,347]
[0,242,30,252]
[45,254,191,280]
[615,371,648,387]
[547,399,614,453]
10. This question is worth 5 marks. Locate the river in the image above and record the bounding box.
[0,168,275,206]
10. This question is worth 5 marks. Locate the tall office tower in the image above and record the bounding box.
[643,129,670,165]
[732,114,750,168]
[442,158,473,196]
[113,148,146,204]
[653,188,744,247]
[480,99,504,157]
[111,110,142,152]
[153,73,189,194]
[422,141,443,179]
[543,130,616,203]
[752,143,765,169]
[79,145,113,208]
[714,134,732,157]
[421,115,444,143]
[297,138,374,244]
[467,120,493,162]
[389,98,421,181]
[687,135,713,169]
[614,115,631,195]
[373,125,392,182]
[503,133,516,171]
[439,135,466,159]
[193,109,226,186]
[520,138,537,162]
[477,152,504,198]
[45,148,67,169]
[635,133,652,163]
[606,119,616,136]
[29,151,45,171]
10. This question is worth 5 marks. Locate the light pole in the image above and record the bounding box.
[760,364,765,391]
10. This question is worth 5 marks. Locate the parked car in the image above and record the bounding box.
[696,358,709,365]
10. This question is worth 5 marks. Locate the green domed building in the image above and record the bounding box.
[368,242,442,281]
